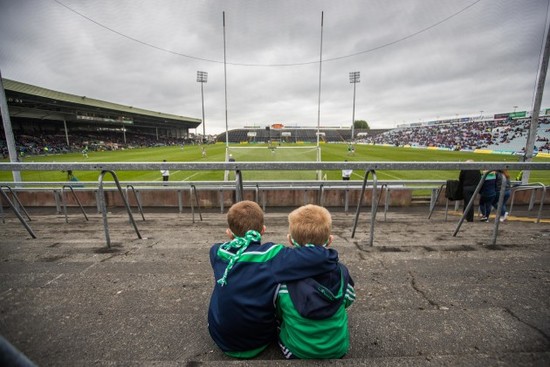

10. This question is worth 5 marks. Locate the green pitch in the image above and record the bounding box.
[228,145,319,180]
[1,142,549,184]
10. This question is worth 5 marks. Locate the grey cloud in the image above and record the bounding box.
[0,0,548,133]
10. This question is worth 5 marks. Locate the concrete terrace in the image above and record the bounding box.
[0,205,549,366]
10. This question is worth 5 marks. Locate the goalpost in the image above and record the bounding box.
[221,11,325,181]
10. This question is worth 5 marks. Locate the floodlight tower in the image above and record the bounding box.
[197,71,208,142]
[349,71,360,141]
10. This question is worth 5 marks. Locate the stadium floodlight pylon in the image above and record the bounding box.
[197,71,208,142]
[349,71,360,141]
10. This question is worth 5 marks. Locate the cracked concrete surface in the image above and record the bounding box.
[0,205,549,366]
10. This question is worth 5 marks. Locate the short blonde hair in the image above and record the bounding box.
[288,204,332,246]
[227,200,264,237]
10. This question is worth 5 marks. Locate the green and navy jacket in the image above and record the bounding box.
[276,262,355,359]
[207,239,339,355]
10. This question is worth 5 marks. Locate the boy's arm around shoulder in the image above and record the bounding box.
[272,246,339,283]
[341,263,356,308]
[209,243,223,268]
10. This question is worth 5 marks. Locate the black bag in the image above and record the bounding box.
[445,180,463,201]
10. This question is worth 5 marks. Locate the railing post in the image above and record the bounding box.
[98,170,142,248]
[428,184,445,219]
[351,169,378,247]
[0,186,36,238]
[61,185,89,223]
[454,171,488,237]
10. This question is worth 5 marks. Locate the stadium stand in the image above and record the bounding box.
[1,79,204,157]
[368,117,550,153]
[3,79,549,157]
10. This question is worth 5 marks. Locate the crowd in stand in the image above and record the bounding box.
[0,131,197,159]
[538,128,550,152]
[3,117,550,159]
[365,118,550,153]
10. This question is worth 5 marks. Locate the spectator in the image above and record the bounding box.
[160,160,170,184]
[207,201,339,358]
[276,205,355,359]
[479,171,497,222]
[458,160,481,222]
[342,160,352,181]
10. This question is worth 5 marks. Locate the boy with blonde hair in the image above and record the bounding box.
[276,204,356,359]
[208,201,339,358]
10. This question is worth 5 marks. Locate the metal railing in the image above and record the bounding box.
[509,183,547,223]
[2,161,548,172]
[1,161,549,248]
[125,184,145,222]
[97,170,142,248]
[61,184,89,223]
[0,185,36,238]
[452,171,509,246]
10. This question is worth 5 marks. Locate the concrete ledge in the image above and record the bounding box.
[0,207,549,366]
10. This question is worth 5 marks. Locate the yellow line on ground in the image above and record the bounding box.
[448,211,550,224]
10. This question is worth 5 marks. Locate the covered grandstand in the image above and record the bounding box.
[1,79,202,154]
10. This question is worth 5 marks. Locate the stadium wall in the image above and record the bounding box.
[8,187,546,210]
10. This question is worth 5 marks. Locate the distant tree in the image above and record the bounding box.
[354,120,370,130]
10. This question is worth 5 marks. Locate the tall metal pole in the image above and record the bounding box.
[315,11,324,181]
[0,71,22,182]
[201,81,205,138]
[63,119,70,146]
[352,80,356,139]
[197,71,208,143]
[523,12,550,183]
[349,71,360,141]
[223,12,229,150]
[316,11,324,151]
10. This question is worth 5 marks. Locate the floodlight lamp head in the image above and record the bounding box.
[349,71,360,83]
[197,71,208,83]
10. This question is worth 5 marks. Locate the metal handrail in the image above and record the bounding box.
[428,184,446,220]
[235,169,244,202]
[0,186,36,238]
[428,183,461,221]
[379,184,389,221]
[125,184,145,221]
[61,185,89,223]
[2,161,548,171]
[0,185,32,222]
[190,184,203,223]
[351,169,378,247]
[98,170,142,248]
[509,183,547,223]
[1,162,548,248]
[453,171,508,246]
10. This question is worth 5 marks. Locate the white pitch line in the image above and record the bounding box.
[182,172,201,181]
[350,170,401,180]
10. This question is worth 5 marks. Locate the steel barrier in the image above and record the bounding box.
[0,185,35,238]
[509,183,548,223]
[61,184,89,223]
[1,162,549,248]
[97,170,142,248]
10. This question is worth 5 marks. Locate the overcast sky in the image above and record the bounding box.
[1,0,549,134]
